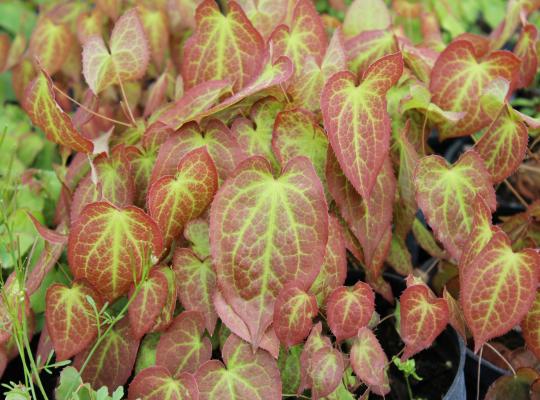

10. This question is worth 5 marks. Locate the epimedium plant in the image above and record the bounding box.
[0,0,540,399]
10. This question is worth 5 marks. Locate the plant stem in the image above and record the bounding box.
[502,179,528,208]
[476,346,483,400]
[53,85,133,128]
[405,375,413,400]
[485,342,516,375]
[116,77,137,126]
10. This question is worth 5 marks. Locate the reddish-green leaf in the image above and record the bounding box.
[485,367,539,400]
[343,0,391,37]
[346,30,398,77]
[414,150,496,261]
[309,346,345,400]
[473,107,528,183]
[213,290,280,358]
[68,202,163,302]
[273,285,318,348]
[387,236,413,276]
[128,268,169,340]
[151,120,241,184]
[151,267,177,333]
[429,40,521,139]
[522,290,540,359]
[125,145,158,208]
[309,215,347,307]
[326,282,374,342]
[443,288,467,340]
[231,97,284,170]
[272,108,329,194]
[23,70,93,153]
[148,147,218,247]
[411,218,446,259]
[139,6,169,70]
[289,29,347,112]
[29,17,72,75]
[157,80,233,130]
[350,327,390,396]
[321,52,403,198]
[173,248,217,334]
[210,156,328,347]
[236,0,288,38]
[400,282,449,360]
[181,0,264,91]
[184,219,210,260]
[129,366,199,400]
[71,146,135,222]
[45,280,102,361]
[461,230,539,352]
[299,322,332,392]
[513,24,538,89]
[71,318,138,392]
[195,333,281,400]
[269,0,326,80]
[156,311,212,376]
[82,8,150,94]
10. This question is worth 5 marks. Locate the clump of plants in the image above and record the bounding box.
[0,0,539,399]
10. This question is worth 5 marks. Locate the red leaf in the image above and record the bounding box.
[151,120,241,184]
[429,39,521,139]
[213,290,280,359]
[269,0,327,80]
[400,282,449,360]
[299,322,332,392]
[71,146,135,222]
[46,280,102,361]
[74,317,140,391]
[513,24,538,89]
[148,147,218,247]
[129,366,199,400]
[522,290,540,359]
[326,282,374,342]
[414,150,496,261]
[128,268,169,339]
[182,0,264,91]
[26,242,64,295]
[321,52,403,199]
[29,17,72,75]
[309,215,347,307]
[309,346,344,400]
[195,333,281,400]
[351,327,390,396]
[443,288,467,340]
[23,70,93,153]
[26,212,67,244]
[173,248,217,335]
[273,285,318,348]
[68,202,163,302]
[210,156,328,347]
[82,8,150,94]
[156,311,212,376]
[461,230,539,352]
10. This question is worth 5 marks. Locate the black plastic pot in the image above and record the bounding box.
[464,348,510,399]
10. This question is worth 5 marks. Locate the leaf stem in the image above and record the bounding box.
[502,179,528,208]
[116,77,137,126]
[484,342,516,375]
[52,85,132,128]
[476,346,483,400]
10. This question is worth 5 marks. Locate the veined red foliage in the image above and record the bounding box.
[13,0,540,396]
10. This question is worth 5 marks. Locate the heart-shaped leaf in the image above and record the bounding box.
[309,215,347,307]
[23,70,93,153]
[309,346,345,400]
[45,280,102,361]
[210,156,328,347]
[400,282,449,360]
[522,290,540,359]
[289,29,346,112]
[461,230,539,351]
[182,0,264,91]
[350,327,390,396]
[321,52,403,199]
[74,317,140,392]
[128,268,169,340]
[156,311,212,376]
[148,147,218,247]
[173,248,217,334]
[195,333,282,400]
[414,150,496,260]
[326,282,375,342]
[429,39,520,139]
[485,368,539,400]
[68,202,163,302]
[82,8,150,94]
[29,17,72,75]
[273,285,318,348]
[299,323,332,392]
[128,366,199,400]
[269,0,326,80]
[345,30,398,77]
